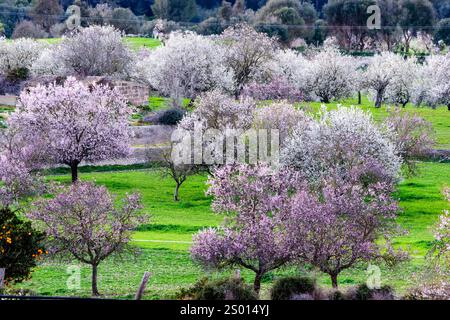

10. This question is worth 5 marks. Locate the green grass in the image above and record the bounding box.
[299,96,450,149]
[37,37,161,50]
[124,37,161,50]
[13,161,449,299]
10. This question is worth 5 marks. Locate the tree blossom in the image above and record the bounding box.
[253,101,311,147]
[28,182,147,296]
[135,32,232,102]
[179,90,255,132]
[383,109,435,174]
[177,90,256,168]
[429,188,450,273]
[384,57,418,108]
[414,54,450,110]
[191,164,303,294]
[220,23,279,97]
[41,25,134,78]
[10,77,132,182]
[30,47,67,77]
[0,38,43,80]
[363,52,406,108]
[305,48,357,103]
[0,127,45,208]
[269,49,310,99]
[282,106,402,185]
[287,178,399,288]
[241,78,303,103]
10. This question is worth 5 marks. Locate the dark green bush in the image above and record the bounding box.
[0,207,45,285]
[157,108,186,125]
[271,276,316,300]
[348,284,395,300]
[175,277,258,300]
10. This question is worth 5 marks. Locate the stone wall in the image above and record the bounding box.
[19,76,150,107]
[83,77,150,106]
[0,95,18,107]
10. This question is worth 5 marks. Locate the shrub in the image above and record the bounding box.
[0,207,45,285]
[0,38,43,81]
[271,276,316,300]
[404,282,450,300]
[176,277,258,300]
[346,284,395,300]
[151,108,186,125]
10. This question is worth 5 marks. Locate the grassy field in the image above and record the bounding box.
[14,161,449,299]
[37,37,161,50]
[6,96,450,299]
[300,96,450,149]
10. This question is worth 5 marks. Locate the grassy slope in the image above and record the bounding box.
[16,161,449,299]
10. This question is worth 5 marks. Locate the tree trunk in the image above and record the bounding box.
[91,264,100,296]
[174,183,181,202]
[70,161,79,183]
[253,272,263,295]
[358,91,362,105]
[448,104,450,111]
[330,274,338,289]
[375,90,383,108]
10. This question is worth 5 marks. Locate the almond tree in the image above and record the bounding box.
[288,173,401,288]
[282,106,402,185]
[0,127,45,209]
[191,164,303,294]
[10,77,132,182]
[28,182,146,296]
[384,109,435,174]
[220,24,279,97]
[136,32,232,103]
[306,48,357,103]
[363,52,406,108]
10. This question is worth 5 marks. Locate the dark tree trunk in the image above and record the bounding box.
[92,264,100,296]
[70,161,79,183]
[358,91,362,105]
[330,274,338,289]
[448,104,450,111]
[253,272,263,295]
[174,183,181,202]
[375,90,383,108]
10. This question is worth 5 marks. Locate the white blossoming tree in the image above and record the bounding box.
[363,52,406,108]
[305,48,357,103]
[136,32,232,103]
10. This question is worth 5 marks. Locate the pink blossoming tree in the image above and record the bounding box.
[191,164,303,294]
[28,182,146,296]
[288,177,400,288]
[0,127,45,209]
[10,77,132,182]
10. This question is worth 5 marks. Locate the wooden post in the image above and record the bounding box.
[135,271,151,300]
[0,268,5,289]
